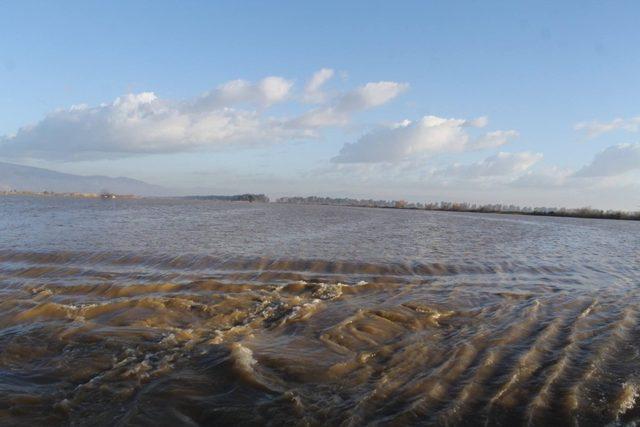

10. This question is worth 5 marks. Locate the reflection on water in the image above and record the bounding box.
[0,196,639,425]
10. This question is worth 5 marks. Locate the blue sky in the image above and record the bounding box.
[1,1,639,209]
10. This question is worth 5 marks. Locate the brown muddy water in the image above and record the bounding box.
[1,196,639,426]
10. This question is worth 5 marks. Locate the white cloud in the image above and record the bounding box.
[304,68,334,103]
[192,76,293,110]
[433,152,542,178]
[0,72,407,160]
[475,130,519,149]
[337,81,408,111]
[467,116,489,128]
[289,107,349,129]
[574,143,640,177]
[0,91,307,160]
[574,116,640,138]
[510,167,571,188]
[308,152,639,210]
[332,115,517,163]
[290,81,408,129]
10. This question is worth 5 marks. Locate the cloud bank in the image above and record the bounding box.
[2,69,639,210]
[433,151,542,178]
[1,92,301,160]
[0,70,407,160]
[332,115,517,163]
[575,143,640,177]
[290,81,408,129]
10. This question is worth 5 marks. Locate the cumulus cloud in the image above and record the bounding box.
[191,76,293,111]
[0,71,407,160]
[475,130,520,149]
[291,81,408,129]
[433,152,542,178]
[0,92,308,160]
[574,116,640,138]
[303,68,334,103]
[337,81,408,111]
[466,116,489,128]
[332,115,518,163]
[574,143,640,177]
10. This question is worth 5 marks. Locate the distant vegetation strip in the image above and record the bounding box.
[276,196,640,221]
[183,194,270,202]
[0,189,137,199]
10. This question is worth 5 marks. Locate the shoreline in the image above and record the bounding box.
[0,190,139,199]
[276,197,640,222]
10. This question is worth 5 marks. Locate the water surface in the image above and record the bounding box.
[1,196,639,425]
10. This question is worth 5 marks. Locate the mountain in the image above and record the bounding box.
[0,162,170,196]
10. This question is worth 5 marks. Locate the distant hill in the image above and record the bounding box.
[0,161,170,196]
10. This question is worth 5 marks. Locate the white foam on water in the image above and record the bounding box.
[231,343,257,375]
[616,381,639,418]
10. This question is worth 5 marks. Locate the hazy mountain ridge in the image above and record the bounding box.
[0,162,170,196]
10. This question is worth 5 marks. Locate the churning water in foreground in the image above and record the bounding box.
[1,196,639,426]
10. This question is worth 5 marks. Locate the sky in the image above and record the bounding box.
[1,0,639,209]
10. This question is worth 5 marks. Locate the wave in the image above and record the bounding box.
[0,249,574,287]
[1,249,639,425]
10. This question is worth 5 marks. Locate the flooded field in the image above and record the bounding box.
[1,196,639,426]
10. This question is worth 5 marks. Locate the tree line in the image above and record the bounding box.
[276,196,640,221]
